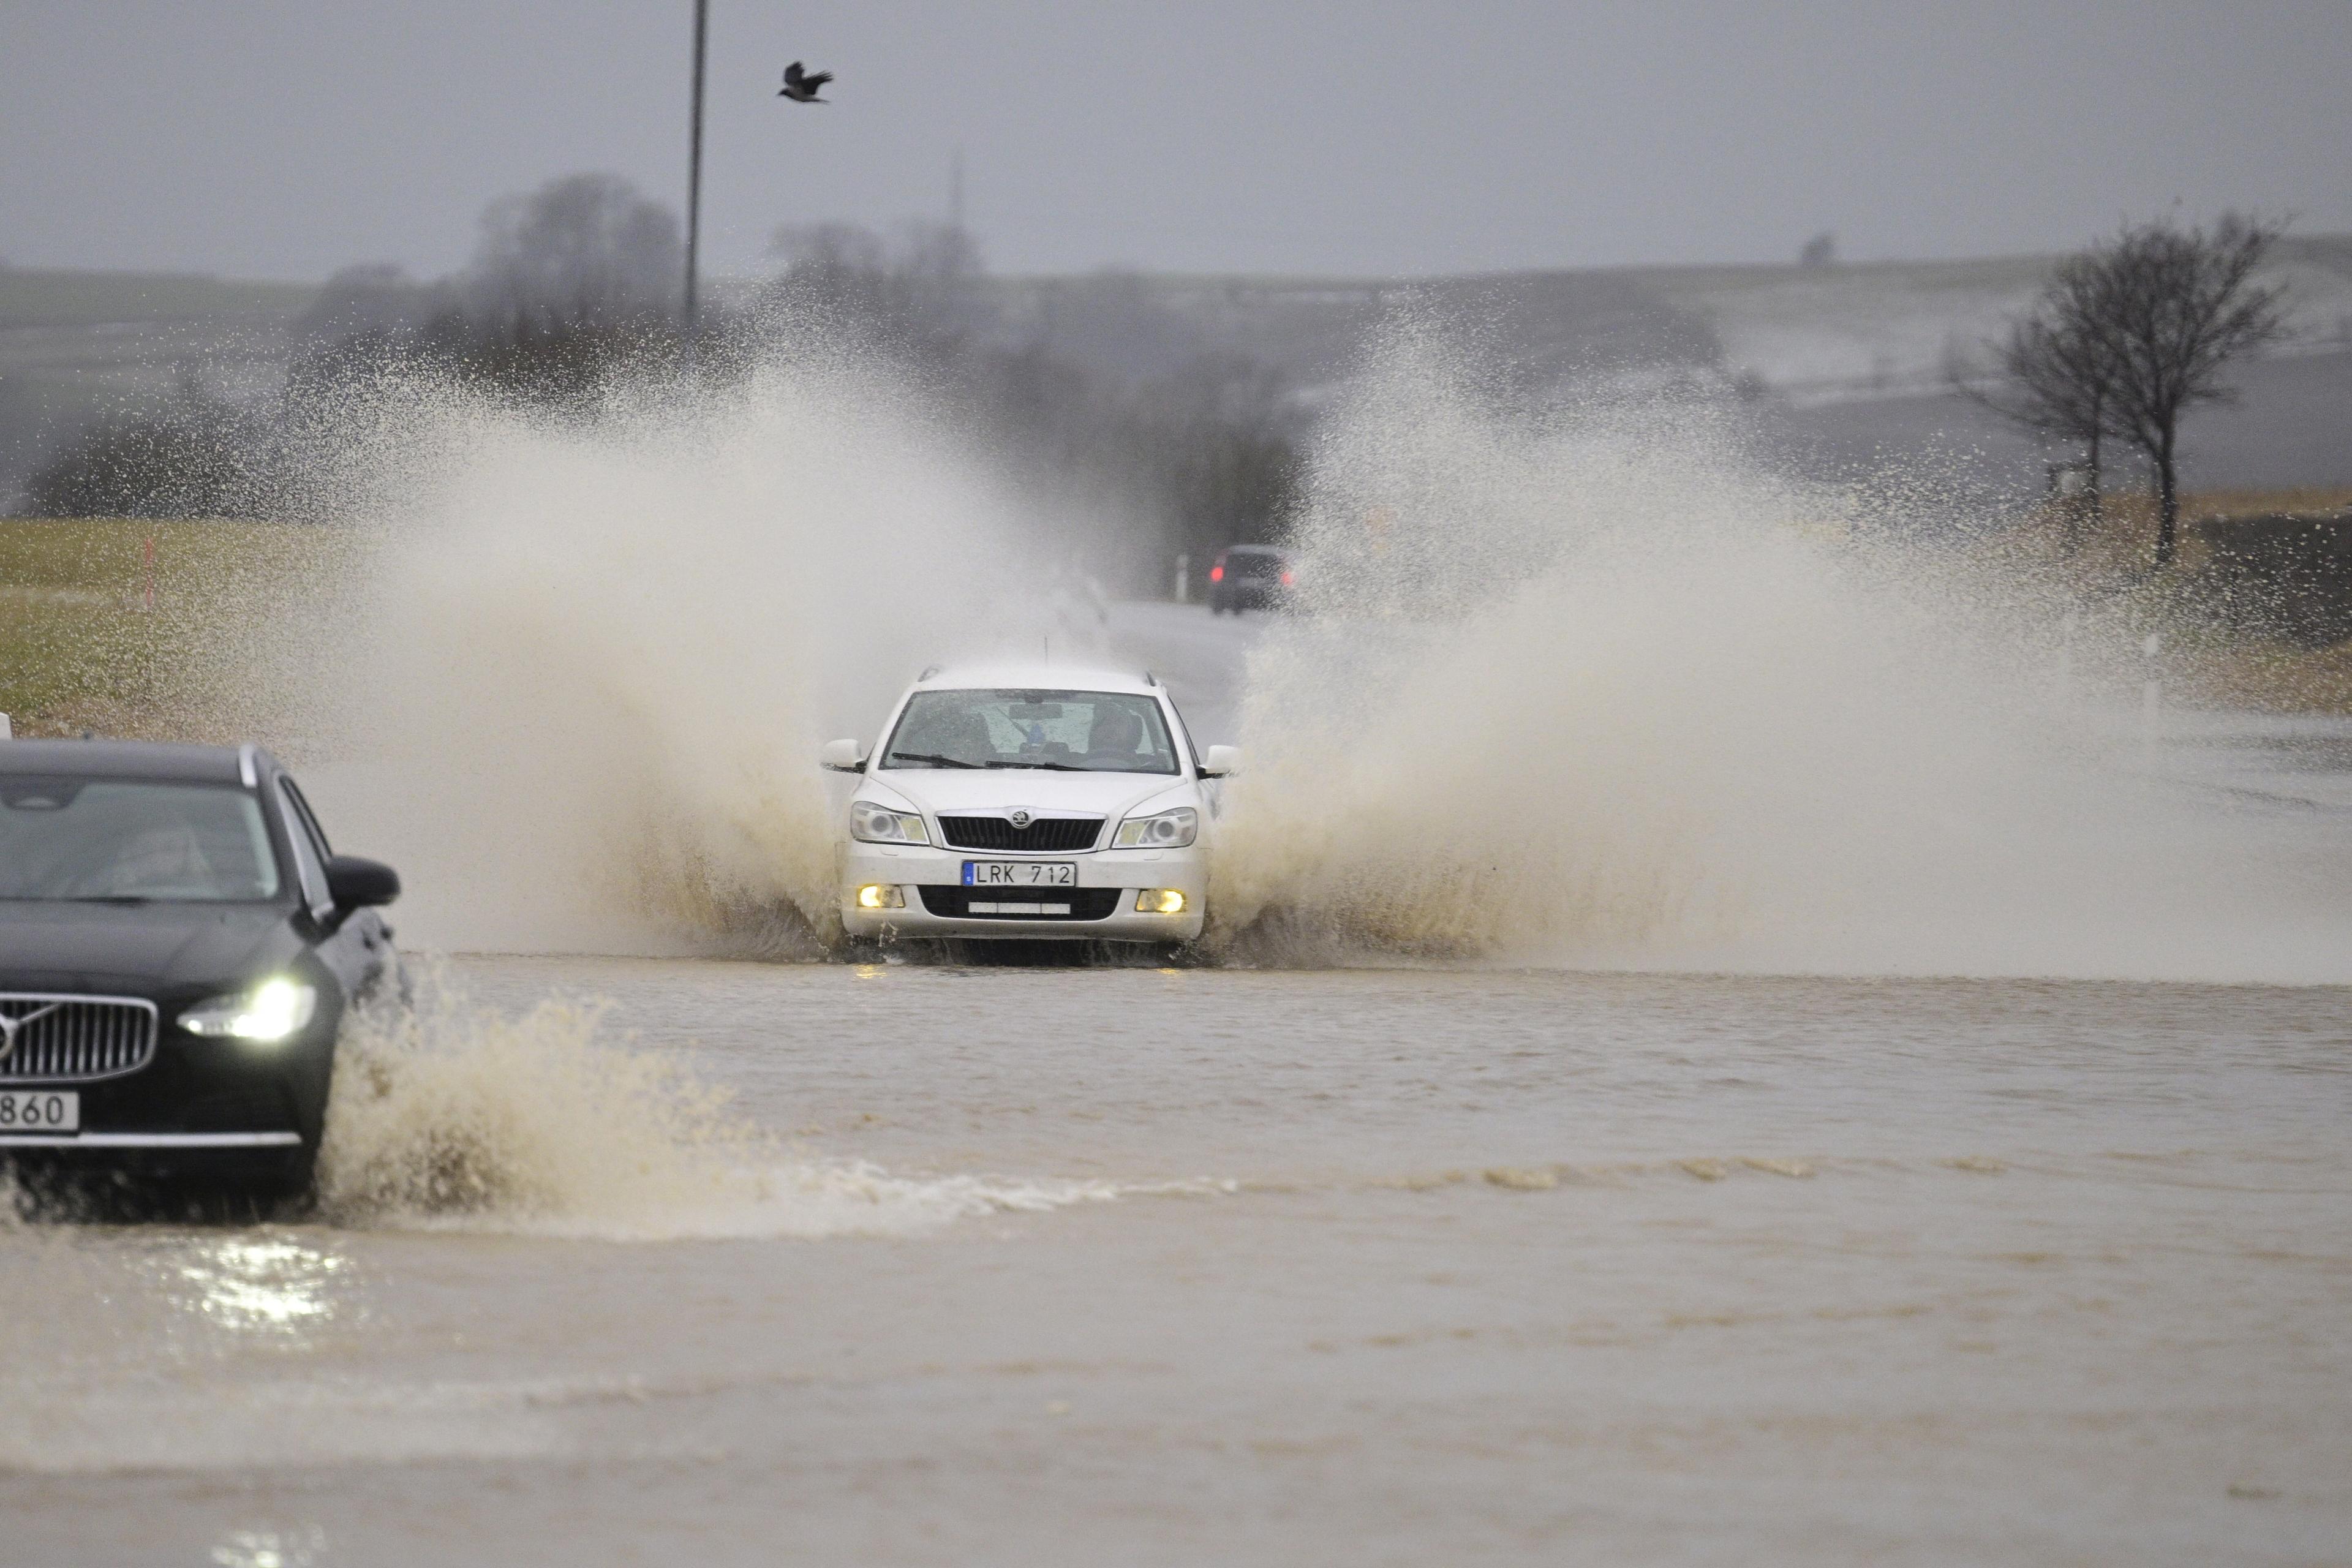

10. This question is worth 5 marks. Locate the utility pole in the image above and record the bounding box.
[684,0,709,326]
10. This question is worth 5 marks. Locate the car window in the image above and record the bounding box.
[880,689,1180,774]
[0,777,282,902]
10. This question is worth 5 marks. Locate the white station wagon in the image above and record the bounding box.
[826,665,1234,946]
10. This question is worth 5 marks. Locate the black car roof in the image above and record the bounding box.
[0,739,258,784]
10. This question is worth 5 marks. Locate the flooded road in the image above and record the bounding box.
[6,603,2351,1566]
[4,960,2347,1565]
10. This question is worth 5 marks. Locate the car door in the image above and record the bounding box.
[274,773,390,1005]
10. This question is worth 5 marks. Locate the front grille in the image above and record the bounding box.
[938,815,1104,853]
[0,994,159,1083]
[918,886,1121,921]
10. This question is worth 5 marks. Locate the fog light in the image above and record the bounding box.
[1136,889,1187,914]
[856,884,904,910]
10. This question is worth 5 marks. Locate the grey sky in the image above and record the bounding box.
[4,1,2348,284]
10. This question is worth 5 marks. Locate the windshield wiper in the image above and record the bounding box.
[983,760,1084,772]
[62,895,157,905]
[886,752,983,769]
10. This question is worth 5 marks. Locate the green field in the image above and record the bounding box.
[5,508,2350,743]
[0,518,337,739]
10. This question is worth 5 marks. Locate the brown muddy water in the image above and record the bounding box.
[9,363,2352,1562]
[4,958,2346,1566]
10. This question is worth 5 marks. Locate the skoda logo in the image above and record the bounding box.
[1010,810,1032,828]
[0,1002,61,1065]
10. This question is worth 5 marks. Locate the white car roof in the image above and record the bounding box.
[909,663,1161,697]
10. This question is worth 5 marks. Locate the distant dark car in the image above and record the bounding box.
[0,741,401,1199]
[1207,545,1295,615]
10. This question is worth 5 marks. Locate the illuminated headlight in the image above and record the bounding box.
[1136,889,1188,914]
[856,884,905,910]
[1114,807,1197,849]
[851,801,929,845]
[180,978,318,1042]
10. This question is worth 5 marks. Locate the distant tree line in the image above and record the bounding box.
[755,220,1303,584]
[26,173,1302,589]
[23,365,276,519]
[1961,213,2289,567]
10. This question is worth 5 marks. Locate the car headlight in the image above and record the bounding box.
[851,801,930,845]
[180,977,319,1042]
[1114,807,1198,849]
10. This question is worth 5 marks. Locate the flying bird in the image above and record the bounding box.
[779,61,834,104]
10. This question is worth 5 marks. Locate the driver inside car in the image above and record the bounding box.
[1085,703,1144,766]
[77,818,219,898]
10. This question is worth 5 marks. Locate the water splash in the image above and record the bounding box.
[1205,332,2352,981]
[317,978,1163,1240]
[253,325,2352,982]
[272,352,1106,957]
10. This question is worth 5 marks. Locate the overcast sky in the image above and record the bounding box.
[4,1,2348,284]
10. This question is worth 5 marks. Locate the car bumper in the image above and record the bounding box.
[0,1023,334,1173]
[839,842,1208,942]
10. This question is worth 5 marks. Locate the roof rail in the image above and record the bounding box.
[237,744,258,788]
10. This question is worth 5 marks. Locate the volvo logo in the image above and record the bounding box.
[1009,810,1032,828]
[0,1002,61,1065]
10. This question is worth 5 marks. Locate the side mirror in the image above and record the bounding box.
[820,738,868,774]
[1202,745,1242,778]
[325,854,401,911]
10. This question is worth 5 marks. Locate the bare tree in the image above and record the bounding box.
[1956,310,2117,551]
[470,173,684,334]
[2053,214,2289,567]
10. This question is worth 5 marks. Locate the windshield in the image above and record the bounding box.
[881,689,1181,775]
[0,777,284,902]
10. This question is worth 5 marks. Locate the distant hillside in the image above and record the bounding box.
[0,266,317,330]
[1648,234,2352,401]
[982,235,2352,407]
[982,267,1726,395]
[0,266,318,507]
[6,241,2348,510]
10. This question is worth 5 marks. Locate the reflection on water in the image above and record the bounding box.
[171,1237,346,1335]
[210,1526,328,1568]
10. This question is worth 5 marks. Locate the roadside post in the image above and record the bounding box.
[683,0,709,330]
[2056,609,2077,710]
[1175,553,1189,603]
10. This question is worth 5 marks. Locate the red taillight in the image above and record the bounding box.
[1209,564,1224,582]
[1280,570,1295,587]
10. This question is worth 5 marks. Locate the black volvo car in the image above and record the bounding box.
[0,740,400,1197]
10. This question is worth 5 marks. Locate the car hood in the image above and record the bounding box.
[866,769,1190,822]
[0,902,303,996]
